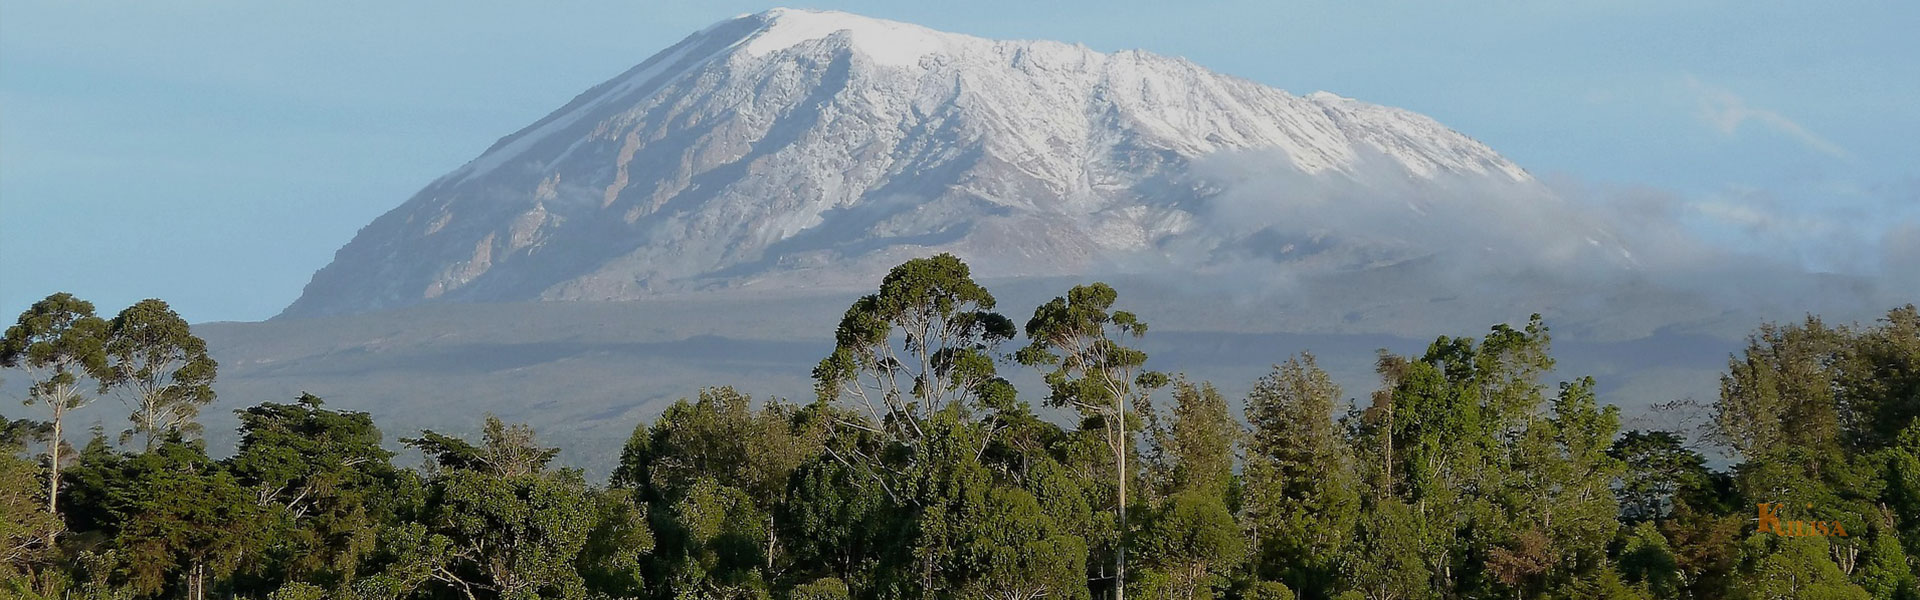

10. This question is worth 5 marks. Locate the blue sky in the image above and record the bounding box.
[2,1,1915,322]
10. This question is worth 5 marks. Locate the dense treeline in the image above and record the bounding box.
[3,254,1918,600]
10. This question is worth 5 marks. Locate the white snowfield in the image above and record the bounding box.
[282,8,1553,319]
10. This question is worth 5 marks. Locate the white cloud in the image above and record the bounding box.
[1143,148,1912,319]
[1686,76,1848,158]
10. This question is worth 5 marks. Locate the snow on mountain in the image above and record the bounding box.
[281,8,1563,319]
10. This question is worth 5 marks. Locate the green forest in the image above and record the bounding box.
[4,254,1918,600]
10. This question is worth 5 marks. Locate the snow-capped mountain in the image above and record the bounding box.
[281,8,1564,319]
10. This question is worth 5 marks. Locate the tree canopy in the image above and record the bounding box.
[3,275,1917,600]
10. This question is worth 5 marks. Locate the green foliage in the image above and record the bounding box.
[1138,379,1242,600]
[1609,430,1726,522]
[1555,566,1651,600]
[661,478,770,594]
[1241,355,1360,598]
[350,522,447,600]
[1857,530,1920,600]
[6,273,1918,600]
[1353,315,1578,598]
[811,253,1016,442]
[1716,314,1847,460]
[1887,423,1920,564]
[1742,535,1871,600]
[101,298,217,449]
[1016,281,1163,600]
[778,457,893,586]
[619,387,822,505]
[617,388,824,595]
[1656,502,1744,599]
[1540,376,1627,574]
[1616,522,1679,598]
[110,438,269,598]
[1348,499,1435,600]
[1146,379,1236,499]
[787,577,849,600]
[3,292,111,517]
[1,292,111,388]
[0,420,61,588]
[266,581,326,600]
[1709,306,1920,600]
[407,414,560,478]
[1243,581,1295,600]
[410,419,600,600]
[1135,489,1243,600]
[1834,305,1920,451]
[231,394,405,590]
[956,485,1089,600]
[1017,282,1163,419]
[577,487,655,597]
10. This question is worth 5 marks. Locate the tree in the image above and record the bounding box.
[406,416,597,600]
[1538,377,1626,589]
[350,522,450,600]
[812,253,1017,449]
[101,299,217,450]
[1135,488,1244,600]
[959,485,1089,600]
[1,292,110,514]
[1242,355,1361,598]
[576,487,655,598]
[1742,535,1871,600]
[790,576,851,600]
[780,456,896,587]
[1855,530,1919,600]
[0,414,62,590]
[1347,315,1585,598]
[408,415,559,479]
[1138,380,1243,600]
[1609,431,1722,522]
[1714,316,1845,462]
[1348,499,1434,600]
[1657,502,1744,600]
[614,387,823,578]
[11,288,1913,600]
[1886,423,1920,568]
[1834,305,1920,451]
[49,430,124,541]
[228,393,405,589]
[1145,379,1235,499]
[1616,522,1680,599]
[1245,581,1296,600]
[1017,282,1167,600]
[658,477,771,596]
[1360,325,1517,596]
[110,438,268,600]
[809,254,1021,534]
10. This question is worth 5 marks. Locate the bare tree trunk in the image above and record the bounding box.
[40,381,88,516]
[1382,400,1394,496]
[47,406,62,515]
[140,395,160,451]
[1115,397,1128,600]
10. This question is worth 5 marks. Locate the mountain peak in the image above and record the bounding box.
[734,8,979,68]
